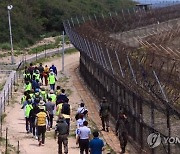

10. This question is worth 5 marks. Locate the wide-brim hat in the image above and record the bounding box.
[39,100,45,106]
[39,105,45,110]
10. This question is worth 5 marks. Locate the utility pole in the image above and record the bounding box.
[7,5,15,64]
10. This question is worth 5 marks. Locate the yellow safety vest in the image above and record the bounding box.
[36,112,47,126]
[48,94,56,103]
[40,91,47,100]
[25,83,32,91]
[21,95,26,104]
[56,103,62,116]
[48,74,55,84]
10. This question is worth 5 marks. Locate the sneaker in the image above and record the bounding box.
[41,143,45,146]
[101,128,105,131]
[35,136,38,140]
[106,128,109,132]
[39,141,42,146]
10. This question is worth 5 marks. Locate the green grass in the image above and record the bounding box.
[28,36,65,55]
[66,48,78,55]
[1,113,7,122]
[0,81,5,91]
[66,88,73,97]
[0,137,16,154]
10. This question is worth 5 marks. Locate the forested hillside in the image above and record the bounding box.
[0,0,135,49]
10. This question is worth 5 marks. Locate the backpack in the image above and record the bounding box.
[61,103,70,115]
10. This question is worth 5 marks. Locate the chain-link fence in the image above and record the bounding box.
[64,3,180,154]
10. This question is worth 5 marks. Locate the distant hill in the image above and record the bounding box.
[0,0,135,49]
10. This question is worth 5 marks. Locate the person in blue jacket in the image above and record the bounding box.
[89,131,104,154]
[49,64,57,75]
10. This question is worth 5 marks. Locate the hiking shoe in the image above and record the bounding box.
[39,141,42,146]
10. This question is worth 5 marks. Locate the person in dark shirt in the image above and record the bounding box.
[89,131,104,154]
[28,63,34,79]
[32,76,40,91]
[50,64,57,76]
[45,98,55,129]
[29,103,40,138]
[116,111,129,154]
[54,116,69,154]
[56,89,68,106]
[38,63,44,84]
[99,97,110,132]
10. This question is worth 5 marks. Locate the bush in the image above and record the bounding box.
[0,43,11,50]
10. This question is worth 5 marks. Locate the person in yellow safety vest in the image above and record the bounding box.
[48,90,56,104]
[21,91,28,104]
[33,70,41,81]
[40,88,47,102]
[56,101,63,116]
[29,90,35,99]
[35,106,48,146]
[23,70,31,82]
[25,99,33,133]
[60,98,72,134]
[56,86,61,96]
[48,70,56,90]
[24,81,32,92]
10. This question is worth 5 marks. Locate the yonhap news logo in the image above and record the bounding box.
[147,133,161,148]
[147,133,180,148]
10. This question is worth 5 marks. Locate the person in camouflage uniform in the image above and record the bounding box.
[115,110,129,154]
[99,97,110,132]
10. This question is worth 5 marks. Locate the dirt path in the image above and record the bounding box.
[2,52,137,154]
[2,53,80,154]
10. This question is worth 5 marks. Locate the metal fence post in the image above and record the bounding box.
[4,90,5,112]
[7,84,9,105]
[14,73,16,92]
[17,140,20,154]
[5,127,8,154]
[62,31,65,72]
[11,78,13,98]
[0,101,2,137]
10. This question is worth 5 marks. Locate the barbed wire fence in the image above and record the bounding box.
[64,3,180,154]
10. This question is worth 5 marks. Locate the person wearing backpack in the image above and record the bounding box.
[54,116,69,154]
[61,98,71,134]
[29,103,40,138]
[99,97,110,132]
[76,102,88,121]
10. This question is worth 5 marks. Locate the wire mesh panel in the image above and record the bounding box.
[64,4,180,153]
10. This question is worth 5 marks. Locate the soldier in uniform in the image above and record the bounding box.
[115,110,129,153]
[99,97,110,132]
[54,116,69,154]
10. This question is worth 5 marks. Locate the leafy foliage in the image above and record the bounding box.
[0,0,134,48]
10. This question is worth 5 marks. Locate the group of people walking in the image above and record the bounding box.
[21,63,129,154]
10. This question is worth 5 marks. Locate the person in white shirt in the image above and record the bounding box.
[77,102,88,120]
[76,121,91,154]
